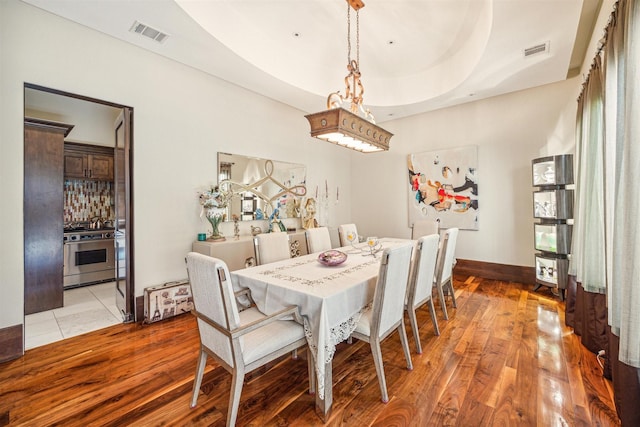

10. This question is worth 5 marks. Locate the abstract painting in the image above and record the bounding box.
[407,145,478,230]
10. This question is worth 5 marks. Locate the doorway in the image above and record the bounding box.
[23,83,134,348]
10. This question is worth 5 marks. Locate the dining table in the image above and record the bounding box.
[230,237,413,421]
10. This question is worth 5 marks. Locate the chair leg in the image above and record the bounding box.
[370,338,389,403]
[398,322,413,371]
[227,367,245,427]
[190,350,208,408]
[407,306,422,354]
[447,279,457,308]
[427,299,440,336]
[436,282,449,320]
[292,348,298,359]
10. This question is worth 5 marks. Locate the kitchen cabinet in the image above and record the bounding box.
[64,142,114,180]
[24,118,73,314]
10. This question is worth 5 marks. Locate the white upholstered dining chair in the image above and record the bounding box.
[305,227,332,253]
[185,252,313,427]
[411,219,439,240]
[338,223,359,246]
[349,242,414,403]
[253,232,290,265]
[434,227,459,320]
[406,234,440,354]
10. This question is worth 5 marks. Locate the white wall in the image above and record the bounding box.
[0,0,352,330]
[351,76,580,267]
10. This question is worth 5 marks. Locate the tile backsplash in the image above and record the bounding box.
[64,179,113,223]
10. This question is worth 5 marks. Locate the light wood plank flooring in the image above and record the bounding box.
[0,275,620,426]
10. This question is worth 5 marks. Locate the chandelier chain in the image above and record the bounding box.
[356,9,360,66]
[347,2,351,64]
[346,4,361,66]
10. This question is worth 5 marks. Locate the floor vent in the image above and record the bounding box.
[129,21,169,43]
[524,42,550,57]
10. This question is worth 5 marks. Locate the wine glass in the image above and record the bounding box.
[366,236,380,256]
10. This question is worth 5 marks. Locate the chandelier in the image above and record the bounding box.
[305,0,393,153]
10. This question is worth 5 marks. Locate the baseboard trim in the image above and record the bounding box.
[0,324,24,363]
[135,295,145,323]
[454,258,535,284]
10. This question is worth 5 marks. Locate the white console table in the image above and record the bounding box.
[192,230,309,271]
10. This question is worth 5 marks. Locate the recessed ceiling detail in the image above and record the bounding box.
[20,0,599,121]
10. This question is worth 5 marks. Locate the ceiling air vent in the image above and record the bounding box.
[524,41,550,57]
[129,21,169,43]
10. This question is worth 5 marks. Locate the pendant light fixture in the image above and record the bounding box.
[305,0,393,153]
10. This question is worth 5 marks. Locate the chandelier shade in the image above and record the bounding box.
[305,0,393,153]
[305,108,392,153]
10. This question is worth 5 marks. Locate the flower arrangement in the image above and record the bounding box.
[198,185,233,241]
[199,185,231,210]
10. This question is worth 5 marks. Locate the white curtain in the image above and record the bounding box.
[603,0,623,327]
[609,0,640,369]
[574,0,640,369]
[569,55,606,294]
[569,90,584,278]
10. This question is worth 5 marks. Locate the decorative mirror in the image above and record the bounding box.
[217,153,307,221]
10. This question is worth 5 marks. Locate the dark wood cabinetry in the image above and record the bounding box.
[24,118,73,314]
[64,142,114,180]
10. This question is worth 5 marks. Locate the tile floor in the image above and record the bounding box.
[24,281,122,350]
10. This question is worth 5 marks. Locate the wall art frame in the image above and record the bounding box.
[407,145,478,230]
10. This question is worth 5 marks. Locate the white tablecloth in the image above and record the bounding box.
[230,238,410,399]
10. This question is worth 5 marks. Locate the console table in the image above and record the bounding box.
[192,230,308,271]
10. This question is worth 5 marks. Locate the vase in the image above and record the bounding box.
[206,211,226,242]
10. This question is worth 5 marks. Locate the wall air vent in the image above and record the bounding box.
[524,41,550,57]
[129,21,169,43]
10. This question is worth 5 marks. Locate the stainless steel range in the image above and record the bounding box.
[63,227,116,288]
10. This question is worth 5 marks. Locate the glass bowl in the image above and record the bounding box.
[317,250,347,266]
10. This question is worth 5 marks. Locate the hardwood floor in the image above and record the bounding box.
[0,275,620,426]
